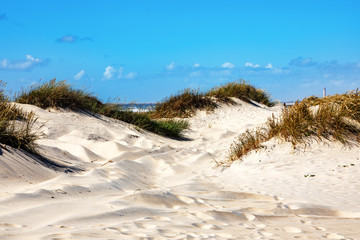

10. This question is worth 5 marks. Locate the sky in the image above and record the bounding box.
[1,0,359,102]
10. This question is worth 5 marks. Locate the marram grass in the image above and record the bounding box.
[227,90,360,164]
[0,81,39,153]
[16,78,103,111]
[207,80,274,107]
[152,80,274,118]
[15,79,189,139]
[151,88,216,118]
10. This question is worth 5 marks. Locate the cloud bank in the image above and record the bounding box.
[0,55,48,71]
[144,57,360,101]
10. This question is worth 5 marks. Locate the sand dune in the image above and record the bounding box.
[1,100,360,239]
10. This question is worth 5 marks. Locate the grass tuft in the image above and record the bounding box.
[227,90,360,164]
[207,80,274,107]
[229,128,268,162]
[0,81,39,153]
[151,89,216,118]
[15,78,103,111]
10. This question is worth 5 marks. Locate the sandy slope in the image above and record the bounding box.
[0,100,360,240]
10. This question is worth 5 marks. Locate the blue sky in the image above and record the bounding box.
[1,0,359,102]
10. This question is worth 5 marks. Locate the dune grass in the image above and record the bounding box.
[150,89,216,118]
[207,80,274,107]
[152,80,274,118]
[100,107,189,138]
[16,79,103,111]
[15,79,189,138]
[0,81,39,153]
[228,90,360,163]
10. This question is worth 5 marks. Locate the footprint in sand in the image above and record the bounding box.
[325,233,346,239]
[300,220,312,225]
[103,227,121,232]
[141,223,157,229]
[192,222,222,230]
[255,224,266,228]
[282,226,302,233]
[258,230,273,237]
[244,213,256,221]
[192,211,213,220]
[0,223,25,228]
[177,195,195,204]
[216,233,233,238]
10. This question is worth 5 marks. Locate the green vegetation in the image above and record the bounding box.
[16,79,103,111]
[151,89,216,118]
[228,90,360,164]
[101,108,189,138]
[0,81,39,153]
[207,80,274,107]
[152,80,273,118]
[15,79,189,138]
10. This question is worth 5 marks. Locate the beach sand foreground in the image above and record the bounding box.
[1,99,360,239]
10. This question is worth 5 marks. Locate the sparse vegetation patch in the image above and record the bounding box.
[227,90,360,164]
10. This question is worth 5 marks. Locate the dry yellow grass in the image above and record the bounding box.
[227,90,360,164]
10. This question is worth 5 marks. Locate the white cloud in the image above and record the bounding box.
[0,55,45,71]
[125,72,138,79]
[194,63,200,68]
[74,70,85,80]
[103,66,115,79]
[103,65,136,80]
[222,62,235,69]
[244,62,260,68]
[25,55,41,63]
[265,63,273,69]
[166,62,176,70]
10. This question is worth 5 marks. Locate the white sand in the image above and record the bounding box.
[1,99,360,239]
